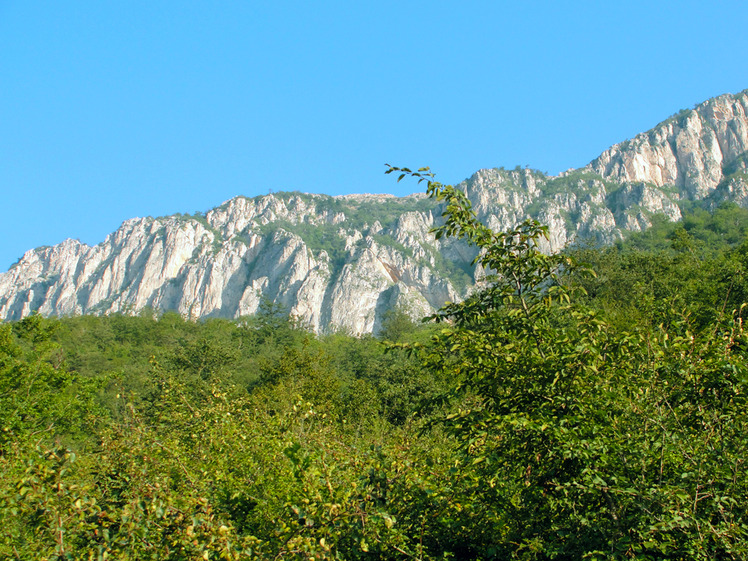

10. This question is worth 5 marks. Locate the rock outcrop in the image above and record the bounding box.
[2,90,748,332]
[587,91,748,199]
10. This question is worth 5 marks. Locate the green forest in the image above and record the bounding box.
[2,169,748,560]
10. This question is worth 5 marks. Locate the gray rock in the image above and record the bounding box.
[3,90,748,332]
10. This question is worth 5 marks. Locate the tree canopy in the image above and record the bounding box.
[0,169,746,559]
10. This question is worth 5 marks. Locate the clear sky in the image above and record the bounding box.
[1,1,747,271]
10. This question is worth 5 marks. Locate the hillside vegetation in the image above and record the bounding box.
[1,171,747,559]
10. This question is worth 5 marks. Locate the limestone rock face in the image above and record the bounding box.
[588,91,748,199]
[0,194,462,334]
[3,90,748,332]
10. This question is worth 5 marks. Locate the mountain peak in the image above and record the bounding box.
[2,90,748,332]
[586,90,748,198]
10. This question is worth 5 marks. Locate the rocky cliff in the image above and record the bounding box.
[587,92,748,199]
[2,90,748,333]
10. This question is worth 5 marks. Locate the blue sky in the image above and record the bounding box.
[1,1,747,270]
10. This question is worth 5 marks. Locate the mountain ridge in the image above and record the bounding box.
[3,90,748,333]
